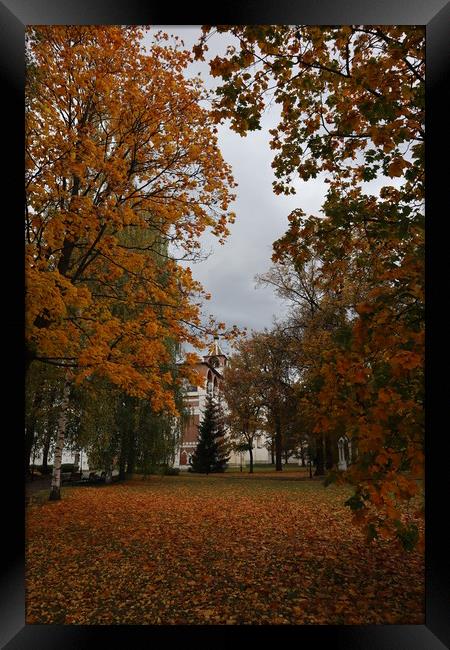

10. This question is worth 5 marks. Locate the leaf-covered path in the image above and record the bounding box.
[26,474,424,625]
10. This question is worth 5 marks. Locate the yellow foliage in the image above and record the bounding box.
[25,25,236,410]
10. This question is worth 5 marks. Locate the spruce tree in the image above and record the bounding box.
[190,395,229,474]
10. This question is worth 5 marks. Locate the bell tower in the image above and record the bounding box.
[204,335,228,370]
[175,336,228,469]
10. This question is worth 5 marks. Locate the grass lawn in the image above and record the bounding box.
[26,473,424,625]
[225,463,309,473]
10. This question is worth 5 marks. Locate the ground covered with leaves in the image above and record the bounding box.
[26,472,424,625]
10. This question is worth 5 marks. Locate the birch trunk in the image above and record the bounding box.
[49,377,71,501]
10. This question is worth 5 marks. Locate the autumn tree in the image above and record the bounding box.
[280,411,306,466]
[133,397,184,476]
[229,330,297,472]
[197,25,424,547]
[50,370,184,482]
[25,26,237,499]
[113,379,185,479]
[190,394,229,474]
[222,339,265,473]
[258,258,359,477]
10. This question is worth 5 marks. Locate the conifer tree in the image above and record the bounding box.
[190,395,229,474]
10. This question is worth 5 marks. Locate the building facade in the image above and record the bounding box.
[174,338,272,469]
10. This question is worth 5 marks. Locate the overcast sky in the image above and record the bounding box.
[143,26,397,355]
[142,26,330,348]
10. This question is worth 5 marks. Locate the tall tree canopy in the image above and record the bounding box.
[196,25,423,195]
[196,26,424,548]
[26,25,237,413]
[227,330,297,472]
[222,338,265,473]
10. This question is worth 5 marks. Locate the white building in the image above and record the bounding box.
[31,448,90,471]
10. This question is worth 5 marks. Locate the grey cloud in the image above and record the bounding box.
[144,27,328,335]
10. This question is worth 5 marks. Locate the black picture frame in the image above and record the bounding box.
[3,1,448,647]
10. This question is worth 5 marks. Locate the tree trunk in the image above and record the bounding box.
[30,441,38,481]
[118,434,127,480]
[248,445,253,474]
[271,436,275,464]
[25,423,36,478]
[314,435,325,476]
[42,428,52,473]
[25,386,45,477]
[325,435,334,470]
[126,429,136,475]
[25,349,35,380]
[42,383,59,473]
[275,423,282,472]
[49,378,71,501]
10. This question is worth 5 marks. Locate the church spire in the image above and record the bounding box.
[213,335,223,356]
[204,335,227,368]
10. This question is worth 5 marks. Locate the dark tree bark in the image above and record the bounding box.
[118,432,128,480]
[25,347,36,379]
[300,445,306,467]
[275,420,283,471]
[248,445,254,474]
[325,434,334,470]
[119,403,135,479]
[126,428,136,475]
[25,423,36,478]
[42,384,59,473]
[42,429,52,472]
[314,435,325,476]
[119,459,127,480]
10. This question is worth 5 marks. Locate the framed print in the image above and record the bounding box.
[3,0,449,647]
